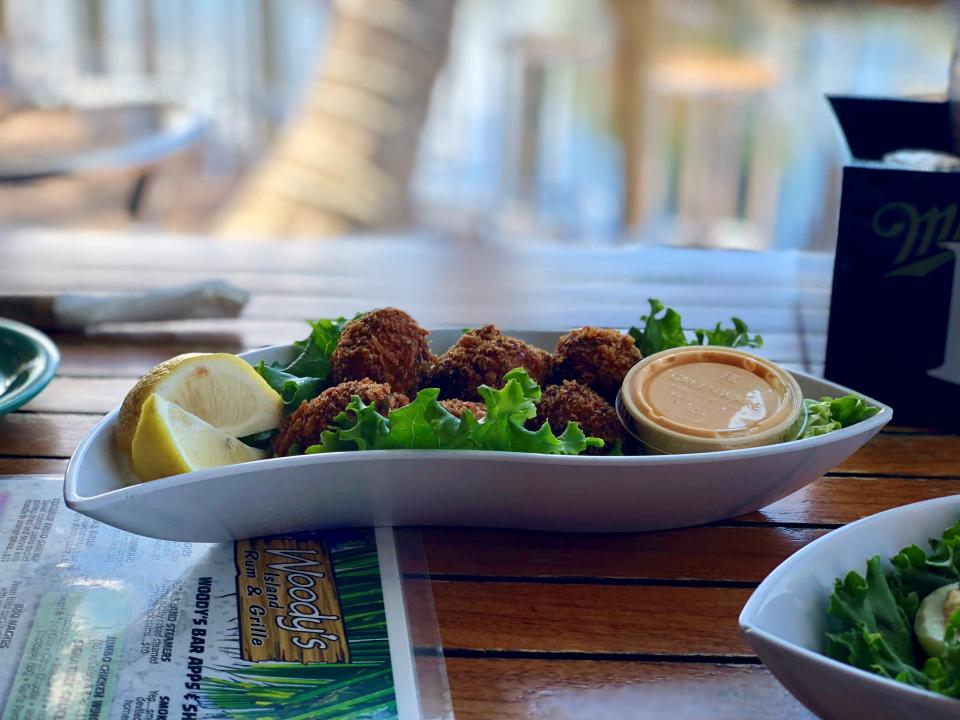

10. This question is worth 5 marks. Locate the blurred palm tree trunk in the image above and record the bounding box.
[607,0,653,228]
[218,0,457,239]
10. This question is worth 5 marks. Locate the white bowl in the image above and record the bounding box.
[64,330,892,541]
[740,495,960,720]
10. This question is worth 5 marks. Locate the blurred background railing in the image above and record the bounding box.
[0,0,955,249]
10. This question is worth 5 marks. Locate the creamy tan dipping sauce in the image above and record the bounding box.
[620,347,804,454]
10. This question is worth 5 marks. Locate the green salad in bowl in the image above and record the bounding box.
[828,521,960,697]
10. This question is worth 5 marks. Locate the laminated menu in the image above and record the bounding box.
[0,476,433,720]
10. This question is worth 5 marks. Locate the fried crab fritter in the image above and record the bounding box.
[430,325,552,401]
[533,380,625,455]
[330,308,433,397]
[273,378,408,456]
[550,326,641,401]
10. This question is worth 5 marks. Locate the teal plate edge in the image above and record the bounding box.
[0,318,60,415]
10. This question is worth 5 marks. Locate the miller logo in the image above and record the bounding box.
[871,202,960,385]
[872,201,959,278]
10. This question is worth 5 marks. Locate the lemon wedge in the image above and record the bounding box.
[116,353,282,456]
[131,394,266,481]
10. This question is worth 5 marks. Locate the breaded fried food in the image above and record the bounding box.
[330,308,433,397]
[533,380,624,455]
[439,398,487,420]
[551,326,641,401]
[431,325,552,401]
[273,379,409,456]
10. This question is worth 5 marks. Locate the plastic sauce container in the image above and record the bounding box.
[617,346,805,454]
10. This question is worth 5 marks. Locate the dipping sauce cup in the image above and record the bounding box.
[618,346,805,454]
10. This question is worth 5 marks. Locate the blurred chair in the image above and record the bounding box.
[0,83,204,230]
[637,53,780,250]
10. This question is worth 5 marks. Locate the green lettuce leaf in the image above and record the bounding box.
[923,611,960,697]
[826,556,926,685]
[304,369,602,456]
[801,395,879,439]
[237,429,278,451]
[889,522,960,619]
[628,298,763,356]
[470,368,602,454]
[693,316,763,349]
[629,299,689,357]
[255,316,347,412]
[332,398,390,451]
[827,521,960,697]
[304,395,391,453]
[254,362,327,411]
[285,318,348,378]
[829,394,881,428]
[378,388,461,450]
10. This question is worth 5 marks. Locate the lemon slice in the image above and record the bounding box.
[116,353,282,455]
[131,394,266,481]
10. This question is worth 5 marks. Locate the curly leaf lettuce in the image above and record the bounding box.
[304,368,603,456]
[827,521,960,697]
[889,523,960,619]
[629,298,763,356]
[826,556,925,685]
[693,317,762,348]
[801,395,879,439]
[383,388,464,449]
[470,368,595,454]
[923,611,960,697]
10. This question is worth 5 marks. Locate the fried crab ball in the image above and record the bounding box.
[330,308,434,397]
[430,324,552,401]
[439,398,487,420]
[273,379,409,456]
[550,326,641,401]
[533,380,625,455]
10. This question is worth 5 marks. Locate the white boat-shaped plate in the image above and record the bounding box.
[740,495,960,719]
[65,330,892,541]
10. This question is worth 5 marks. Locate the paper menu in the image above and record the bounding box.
[0,476,419,720]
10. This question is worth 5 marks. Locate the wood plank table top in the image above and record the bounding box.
[1,230,953,719]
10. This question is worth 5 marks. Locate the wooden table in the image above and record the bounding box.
[1,230,955,719]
